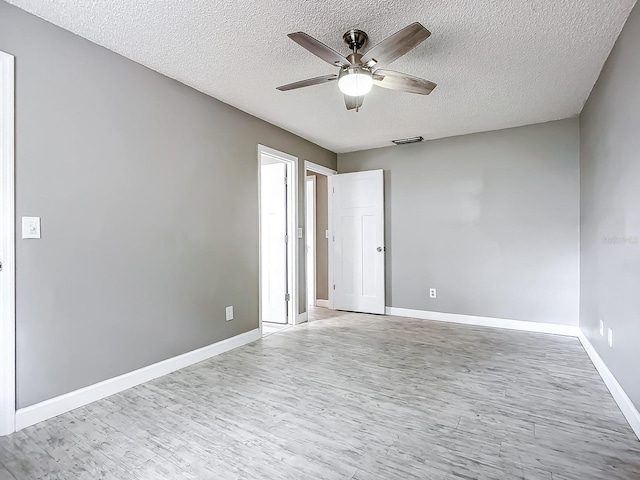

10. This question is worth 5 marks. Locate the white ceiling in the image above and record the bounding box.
[8,0,637,153]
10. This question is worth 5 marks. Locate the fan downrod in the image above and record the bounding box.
[342,29,368,52]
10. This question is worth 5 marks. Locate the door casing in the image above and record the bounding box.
[304,161,336,311]
[0,50,16,436]
[306,175,316,307]
[258,145,299,330]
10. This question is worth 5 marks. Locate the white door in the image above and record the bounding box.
[306,176,316,307]
[331,170,385,314]
[261,162,288,324]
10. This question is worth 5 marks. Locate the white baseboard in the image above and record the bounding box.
[385,307,580,337]
[315,299,329,308]
[15,328,261,431]
[578,332,640,441]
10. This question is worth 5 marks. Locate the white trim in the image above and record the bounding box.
[305,160,336,311]
[578,332,640,441]
[0,51,16,436]
[297,312,308,324]
[304,161,336,177]
[259,145,298,165]
[328,175,334,310]
[258,145,300,327]
[315,299,329,308]
[15,328,261,431]
[385,307,580,337]
[305,175,316,308]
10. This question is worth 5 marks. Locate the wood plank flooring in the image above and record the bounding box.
[1,310,639,479]
[261,322,291,337]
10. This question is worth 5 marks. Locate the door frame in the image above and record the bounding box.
[258,145,299,331]
[305,175,316,307]
[0,51,16,436]
[304,161,336,310]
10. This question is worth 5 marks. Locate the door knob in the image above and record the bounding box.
[377,247,383,252]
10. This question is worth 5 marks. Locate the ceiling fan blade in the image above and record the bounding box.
[344,95,364,111]
[373,69,436,95]
[288,32,351,68]
[361,23,431,69]
[276,74,338,91]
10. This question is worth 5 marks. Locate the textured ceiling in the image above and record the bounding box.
[7,0,637,153]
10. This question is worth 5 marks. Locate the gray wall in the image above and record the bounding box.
[307,171,329,301]
[339,119,580,326]
[0,1,336,408]
[580,3,640,411]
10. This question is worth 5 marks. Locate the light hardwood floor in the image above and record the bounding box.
[261,322,291,337]
[1,311,639,479]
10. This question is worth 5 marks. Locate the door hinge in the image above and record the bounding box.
[332,187,335,193]
[285,293,290,302]
[285,234,288,243]
[333,285,335,290]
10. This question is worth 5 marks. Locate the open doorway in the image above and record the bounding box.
[305,161,335,321]
[258,145,298,337]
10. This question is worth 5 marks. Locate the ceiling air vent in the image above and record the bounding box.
[392,136,424,146]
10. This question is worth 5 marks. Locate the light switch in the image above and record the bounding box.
[225,306,234,321]
[22,217,41,239]
[297,228,303,238]
[599,319,604,336]
[325,230,329,239]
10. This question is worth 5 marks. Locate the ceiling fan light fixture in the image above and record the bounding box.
[277,23,435,111]
[338,67,373,97]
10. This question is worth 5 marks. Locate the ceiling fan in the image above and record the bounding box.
[276,23,436,112]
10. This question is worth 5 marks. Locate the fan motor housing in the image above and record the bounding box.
[346,52,364,65]
[343,29,368,52]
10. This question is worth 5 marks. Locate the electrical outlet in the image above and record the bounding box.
[607,328,613,348]
[429,288,437,299]
[599,319,604,337]
[225,306,234,321]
